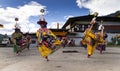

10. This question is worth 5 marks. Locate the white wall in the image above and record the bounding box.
[106,33,120,42]
[68,32,120,46]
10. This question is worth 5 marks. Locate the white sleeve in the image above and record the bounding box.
[92,17,96,21]
[98,25,104,30]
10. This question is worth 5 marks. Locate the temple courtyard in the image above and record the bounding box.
[0,46,120,71]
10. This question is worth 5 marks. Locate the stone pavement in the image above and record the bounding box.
[0,47,120,71]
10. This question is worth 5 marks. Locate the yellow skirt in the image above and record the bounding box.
[38,45,52,58]
[38,39,61,58]
[54,39,61,45]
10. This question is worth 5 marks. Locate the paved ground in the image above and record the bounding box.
[0,46,120,71]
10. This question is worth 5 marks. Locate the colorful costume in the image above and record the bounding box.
[83,27,97,57]
[11,18,31,55]
[36,18,61,61]
[96,25,107,54]
[82,12,99,58]
[11,28,23,54]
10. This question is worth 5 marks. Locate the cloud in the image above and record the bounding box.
[76,0,120,16]
[0,1,46,35]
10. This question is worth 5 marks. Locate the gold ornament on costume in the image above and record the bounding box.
[93,12,99,17]
[15,17,19,21]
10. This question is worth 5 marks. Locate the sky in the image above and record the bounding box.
[0,0,120,35]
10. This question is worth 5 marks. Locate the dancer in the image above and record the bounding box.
[11,28,24,55]
[11,18,29,55]
[96,24,107,54]
[82,12,99,58]
[36,17,61,61]
[11,18,22,55]
[36,9,61,61]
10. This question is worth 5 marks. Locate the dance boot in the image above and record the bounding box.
[45,56,49,61]
[87,54,91,58]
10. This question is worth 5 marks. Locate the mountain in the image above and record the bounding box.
[107,11,120,17]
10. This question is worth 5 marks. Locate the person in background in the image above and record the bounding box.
[24,32,31,50]
[61,36,68,48]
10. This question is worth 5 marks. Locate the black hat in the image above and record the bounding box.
[37,20,47,25]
